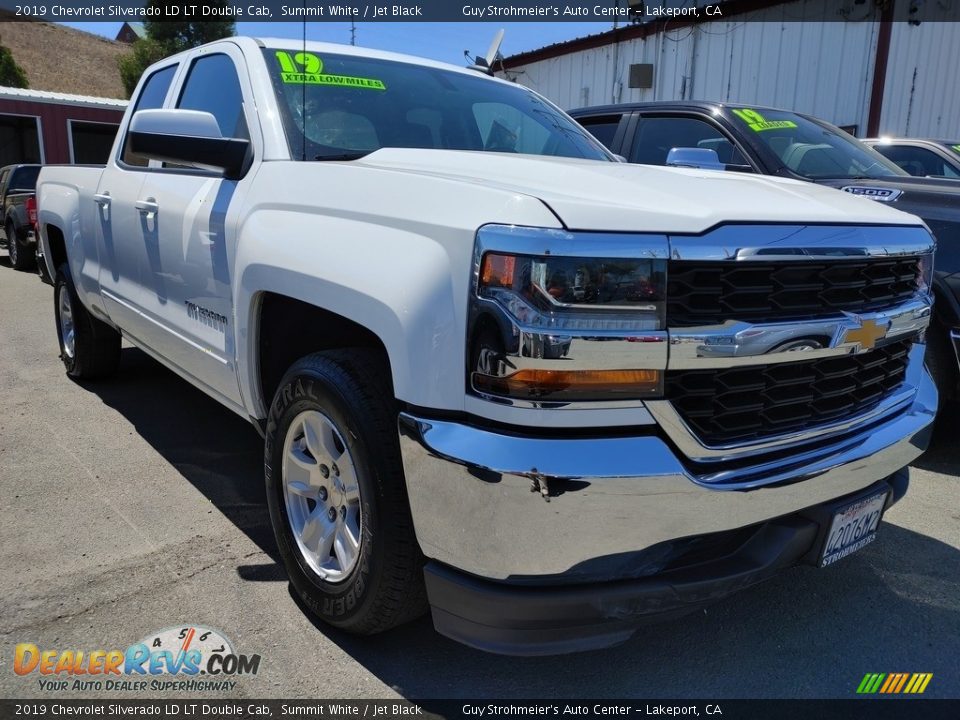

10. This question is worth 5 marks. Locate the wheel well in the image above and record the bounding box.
[44,224,67,271]
[257,293,393,412]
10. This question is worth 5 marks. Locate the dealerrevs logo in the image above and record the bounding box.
[13,625,261,693]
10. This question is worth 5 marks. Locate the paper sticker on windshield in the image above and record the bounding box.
[952,144,960,154]
[732,108,797,132]
[275,51,385,90]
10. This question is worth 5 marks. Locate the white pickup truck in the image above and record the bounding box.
[37,37,938,655]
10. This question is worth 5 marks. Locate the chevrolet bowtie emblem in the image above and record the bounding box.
[844,318,890,350]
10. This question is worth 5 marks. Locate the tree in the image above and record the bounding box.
[118,0,236,97]
[119,39,165,98]
[0,44,28,88]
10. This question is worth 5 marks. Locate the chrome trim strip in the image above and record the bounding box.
[475,224,669,260]
[667,297,931,369]
[648,342,928,462]
[668,224,935,262]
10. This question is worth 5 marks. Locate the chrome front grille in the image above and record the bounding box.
[665,340,912,446]
[667,257,921,327]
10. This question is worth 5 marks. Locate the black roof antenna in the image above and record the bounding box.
[466,29,504,76]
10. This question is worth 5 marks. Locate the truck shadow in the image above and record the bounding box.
[85,346,959,698]
[87,346,279,569]
[912,402,960,472]
[303,522,960,699]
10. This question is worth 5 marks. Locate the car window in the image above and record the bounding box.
[631,116,749,168]
[177,53,249,141]
[576,115,622,152]
[874,144,960,178]
[122,64,177,167]
[0,169,9,192]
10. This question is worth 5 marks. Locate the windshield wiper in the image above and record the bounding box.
[313,151,370,161]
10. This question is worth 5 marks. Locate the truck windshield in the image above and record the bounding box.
[729,107,906,180]
[263,48,611,162]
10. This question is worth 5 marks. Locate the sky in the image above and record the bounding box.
[61,21,615,65]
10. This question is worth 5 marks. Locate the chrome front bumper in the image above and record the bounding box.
[398,352,937,582]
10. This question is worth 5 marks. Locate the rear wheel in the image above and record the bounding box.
[7,220,34,271]
[54,264,121,380]
[264,349,427,634]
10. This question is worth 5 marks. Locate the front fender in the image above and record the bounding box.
[235,212,463,417]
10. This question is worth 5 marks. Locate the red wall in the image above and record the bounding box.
[0,98,125,164]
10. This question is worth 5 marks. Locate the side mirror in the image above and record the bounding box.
[665,147,726,171]
[127,109,250,180]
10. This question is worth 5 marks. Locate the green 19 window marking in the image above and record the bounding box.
[732,108,797,132]
[275,51,386,90]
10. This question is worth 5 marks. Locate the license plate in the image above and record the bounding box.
[820,492,888,567]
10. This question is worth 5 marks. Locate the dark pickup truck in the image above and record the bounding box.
[0,163,41,271]
[570,102,960,407]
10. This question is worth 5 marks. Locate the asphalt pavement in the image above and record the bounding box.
[1,256,957,701]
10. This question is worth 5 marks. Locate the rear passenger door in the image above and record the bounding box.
[97,61,179,332]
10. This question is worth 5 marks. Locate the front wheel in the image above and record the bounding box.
[54,264,121,380]
[264,349,426,634]
[7,221,34,271]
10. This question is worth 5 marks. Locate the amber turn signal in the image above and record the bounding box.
[473,368,661,401]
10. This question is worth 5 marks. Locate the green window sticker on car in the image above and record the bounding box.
[732,108,798,132]
[275,51,386,90]
[951,144,960,154]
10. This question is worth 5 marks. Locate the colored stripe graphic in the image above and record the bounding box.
[857,673,932,694]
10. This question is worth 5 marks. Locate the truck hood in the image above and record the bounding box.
[356,149,922,233]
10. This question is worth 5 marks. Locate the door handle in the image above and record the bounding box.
[135,198,159,218]
[93,192,111,207]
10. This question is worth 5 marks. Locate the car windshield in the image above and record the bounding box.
[9,166,40,191]
[729,107,906,180]
[262,48,611,162]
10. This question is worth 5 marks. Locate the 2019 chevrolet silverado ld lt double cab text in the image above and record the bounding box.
[37,39,937,655]
[570,102,960,410]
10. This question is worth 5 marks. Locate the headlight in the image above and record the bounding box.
[468,225,669,404]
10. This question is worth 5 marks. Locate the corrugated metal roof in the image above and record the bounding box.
[0,86,128,109]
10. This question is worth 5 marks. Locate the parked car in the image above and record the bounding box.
[0,163,41,271]
[570,101,960,409]
[38,40,936,655]
[863,137,960,179]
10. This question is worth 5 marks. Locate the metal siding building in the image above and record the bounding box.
[0,87,127,166]
[500,0,960,139]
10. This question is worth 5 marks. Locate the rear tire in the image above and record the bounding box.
[7,220,34,272]
[54,263,121,380]
[264,348,427,634]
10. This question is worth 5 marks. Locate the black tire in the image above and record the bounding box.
[54,263,121,380]
[7,220,34,272]
[925,320,956,411]
[264,349,427,634]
